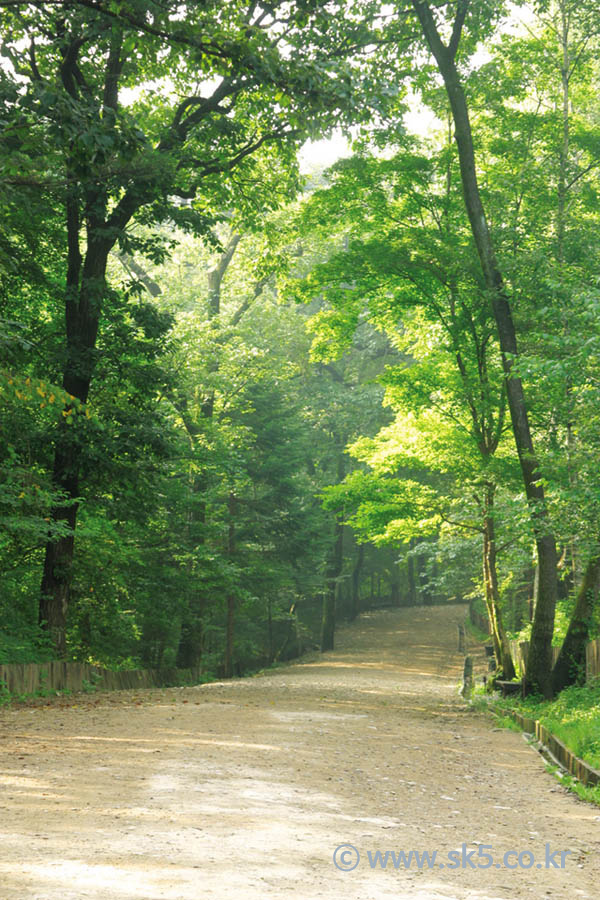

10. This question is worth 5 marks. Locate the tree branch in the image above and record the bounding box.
[436,507,483,533]
[412,0,449,63]
[448,0,469,59]
[103,28,123,111]
[28,38,43,81]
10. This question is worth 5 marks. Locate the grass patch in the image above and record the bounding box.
[492,711,522,731]
[495,677,600,770]
[541,762,600,806]
[0,682,72,707]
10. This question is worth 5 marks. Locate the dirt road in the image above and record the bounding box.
[1,604,599,899]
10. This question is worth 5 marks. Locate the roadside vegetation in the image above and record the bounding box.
[2,1,600,704]
[494,681,600,772]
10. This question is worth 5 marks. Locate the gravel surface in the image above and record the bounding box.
[1,603,599,899]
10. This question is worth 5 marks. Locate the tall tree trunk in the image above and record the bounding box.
[482,486,516,679]
[556,4,569,267]
[320,588,336,653]
[557,2,580,590]
[267,596,274,664]
[175,234,240,668]
[175,468,206,669]
[225,592,235,677]
[224,491,236,678]
[412,1,559,696]
[482,550,502,664]
[40,229,109,655]
[39,462,77,656]
[321,515,344,652]
[39,31,125,655]
[430,556,438,604]
[417,550,430,604]
[322,450,346,650]
[552,553,600,693]
[350,544,364,621]
[407,538,417,605]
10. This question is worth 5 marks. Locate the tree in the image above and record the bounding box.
[463,0,600,688]
[0,0,388,653]
[406,0,558,695]
[285,144,523,675]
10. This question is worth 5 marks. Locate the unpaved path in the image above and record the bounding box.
[1,604,599,900]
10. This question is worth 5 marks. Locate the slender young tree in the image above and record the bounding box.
[409,0,558,695]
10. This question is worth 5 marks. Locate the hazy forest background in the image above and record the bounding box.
[2,0,600,699]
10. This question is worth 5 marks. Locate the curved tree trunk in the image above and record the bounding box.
[412,0,559,696]
[482,487,516,680]
[552,553,600,693]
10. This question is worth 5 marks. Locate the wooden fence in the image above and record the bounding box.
[497,706,600,786]
[5,630,600,700]
[469,599,600,682]
[0,660,202,697]
[468,598,490,635]
[508,639,600,680]
[586,639,600,681]
[507,641,560,678]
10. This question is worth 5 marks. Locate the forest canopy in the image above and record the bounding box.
[1,0,600,698]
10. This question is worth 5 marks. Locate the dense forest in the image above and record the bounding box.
[1,0,599,698]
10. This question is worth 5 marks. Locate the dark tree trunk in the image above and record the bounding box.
[350,544,364,621]
[321,449,346,650]
[34,22,289,658]
[39,435,80,654]
[267,596,274,664]
[40,227,110,654]
[552,553,600,693]
[321,515,344,652]
[407,539,417,605]
[39,33,124,653]
[176,617,204,669]
[176,466,207,669]
[430,557,439,604]
[412,1,559,696]
[320,589,336,653]
[417,552,430,604]
[224,592,235,677]
[224,492,236,678]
